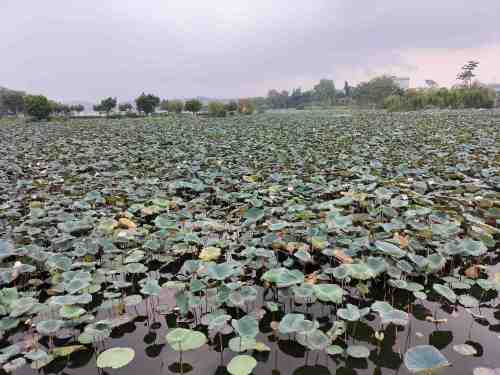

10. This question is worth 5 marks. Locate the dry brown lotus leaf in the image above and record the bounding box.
[333,249,353,264]
[465,265,480,279]
[305,272,319,285]
[118,218,137,229]
[393,232,410,249]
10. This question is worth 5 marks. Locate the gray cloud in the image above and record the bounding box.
[1,0,499,101]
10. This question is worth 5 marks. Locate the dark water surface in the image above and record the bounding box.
[11,282,500,375]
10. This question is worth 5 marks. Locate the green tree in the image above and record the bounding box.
[51,102,71,116]
[184,99,202,114]
[70,104,85,114]
[457,60,479,88]
[24,95,52,120]
[353,76,401,107]
[314,79,336,106]
[165,99,184,113]
[118,103,133,112]
[344,81,351,97]
[0,89,25,114]
[135,93,160,115]
[208,101,226,117]
[94,97,117,115]
[238,98,255,114]
[225,100,238,113]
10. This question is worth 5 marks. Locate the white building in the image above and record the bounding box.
[391,76,410,90]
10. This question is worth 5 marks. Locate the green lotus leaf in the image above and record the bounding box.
[243,207,265,223]
[380,309,409,326]
[262,268,304,287]
[36,319,63,335]
[228,336,257,353]
[59,305,86,319]
[374,240,406,259]
[140,279,161,296]
[0,318,19,331]
[126,263,147,274]
[404,345,449,373]
[232,315,259,338]
[96,347,135,369]
[295,249,312,263]
[458,294,479,308]
[453,343,477,356]
[123,294,142,306]
[279,313,305,334]
[346,345,370,358]
[227,355,257,375]
[326,345,344,356]
[313,284,344,303]
[165,328,207,351]
[433,284,457,303]
[297,329,330,351]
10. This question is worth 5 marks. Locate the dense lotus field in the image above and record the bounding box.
[0,109,500,375]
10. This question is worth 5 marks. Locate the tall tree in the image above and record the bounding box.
[94,97,117,115]
[184,99,202,114]
[0,89,25,114]
[457,60,479,88]
[314,79,336,106]
[135,93,160,115]
[24,95,52,120]
[344,81,351,97]
[353,76,401,108]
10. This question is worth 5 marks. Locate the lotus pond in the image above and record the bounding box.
[0,109,500,375]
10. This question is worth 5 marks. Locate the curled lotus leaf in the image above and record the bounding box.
[374,240,406,259]
[326,345,344,356]
[36,319,63,335]
[404,345,449,373]
[432,284,457,303]
[232,315,259,338]
[346,345,370,358]
[199,246,221,262]
[297,329,330,351]
[453,344,477,356]
[228,336,257,353]
[313,284,344,303]
[279,313,305,334]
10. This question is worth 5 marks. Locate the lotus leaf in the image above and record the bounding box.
[227,355,257,375]
[404,345,449,373]
[166,328,207,351]
[96,347,135,369]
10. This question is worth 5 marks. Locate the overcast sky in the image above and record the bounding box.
[2,0,500,102]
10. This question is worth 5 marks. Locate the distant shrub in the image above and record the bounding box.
[185,99,202,114]
[208,101,227,117]
[383,86,496,112]
[135,93,160,115]
[238,98,256,114]
[24,95,52,120]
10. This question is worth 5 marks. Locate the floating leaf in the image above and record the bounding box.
[96,347,135,369]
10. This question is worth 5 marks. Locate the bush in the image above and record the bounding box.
[135,93,160,115]
[208,101,227,117]
[238,98,256,114]
[185,99,202,114]
[24,95,52,120]
[383,86,496,112]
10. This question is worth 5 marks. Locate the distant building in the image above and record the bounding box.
[391,76,410,90]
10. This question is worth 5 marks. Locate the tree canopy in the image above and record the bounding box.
[135,93,160,115]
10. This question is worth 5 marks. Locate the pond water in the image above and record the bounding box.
[1,111,500,375]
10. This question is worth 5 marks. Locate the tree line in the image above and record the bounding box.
[1,61,496,120]
[1,89,257,120]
